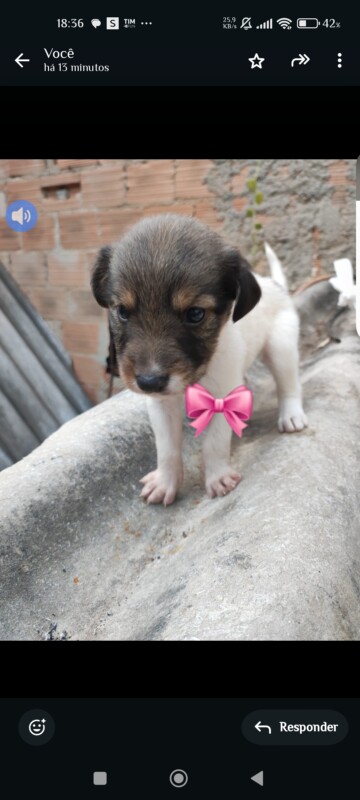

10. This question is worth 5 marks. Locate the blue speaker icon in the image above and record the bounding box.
[6,200,38,232]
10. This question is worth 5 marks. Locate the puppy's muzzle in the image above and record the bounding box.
[135,373,169,393]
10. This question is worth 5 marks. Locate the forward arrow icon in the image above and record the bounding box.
[291,53,310,67]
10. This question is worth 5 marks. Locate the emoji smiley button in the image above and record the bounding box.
[18,709,55,746]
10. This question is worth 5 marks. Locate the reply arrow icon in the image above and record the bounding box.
[255,721,272,734]
[291,53,310,67]
[15,53,30,68]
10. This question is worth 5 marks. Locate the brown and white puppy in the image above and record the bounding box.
[91,214,307,505]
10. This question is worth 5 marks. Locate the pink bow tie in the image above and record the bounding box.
[185,383,253,438]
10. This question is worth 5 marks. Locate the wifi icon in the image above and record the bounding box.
[277,17,292,29]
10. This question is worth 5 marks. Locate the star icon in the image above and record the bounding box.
[249,53,265,69]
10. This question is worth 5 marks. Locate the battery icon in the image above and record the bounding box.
[297,18,319,29]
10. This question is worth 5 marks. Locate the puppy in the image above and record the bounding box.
[91,214,307,505]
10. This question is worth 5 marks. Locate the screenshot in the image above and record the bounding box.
[0,5,359,799]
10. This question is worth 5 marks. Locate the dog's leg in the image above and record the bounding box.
[263,308,308,432]
[140,394,184,506]
[200,335,243,498]
[202,413,243,498]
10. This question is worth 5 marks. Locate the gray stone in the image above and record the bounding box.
[0,290,359,640]
[206,159,355,287]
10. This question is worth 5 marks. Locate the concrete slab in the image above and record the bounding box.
[0,303,359,640]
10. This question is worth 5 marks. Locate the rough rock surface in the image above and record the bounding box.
[0,297,359,641]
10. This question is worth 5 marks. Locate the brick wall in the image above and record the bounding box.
[0,159,355,403]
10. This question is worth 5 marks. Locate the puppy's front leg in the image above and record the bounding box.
[140,394,184,506]
[202,413,242,498]
[200,342,243,498]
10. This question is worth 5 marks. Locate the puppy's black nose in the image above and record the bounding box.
[136,374,169,393]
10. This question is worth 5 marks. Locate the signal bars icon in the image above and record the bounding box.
[256,18,273,29]
[254,17,293,30]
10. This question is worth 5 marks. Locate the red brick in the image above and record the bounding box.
[331,187,347,205]
[40,173,82,210]
[127,160,175,205]
[193,199,223,230]
[82,166,126,208]
[0,191,6,215]
[56,160,99,170]
[29,289,67,318]
[5,174,81,211]
[82,384,100,403]
[48,250,89,288]
[22,216,55,250]
[0,221,21,250]
[9,251,47,287]
[328,160,352,185]
[328,162,353,205]
[175,160,214,199]
[0,161,7,179]
[63,322,99,354]
[84,249,102,265]
[4,160,46,177]
[139,203,194,218]
[233,197,247,212]
[40,173,81,189]
[98,159,126,167]
[97,209,141,243]
[72,355,104,385]
[5,177,43,207]
[59,212,99,248]
[67,290,106,319]
[231,165,251,194]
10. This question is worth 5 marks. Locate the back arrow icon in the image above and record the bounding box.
[291,53,310,67]
[15,53,30,68]
[255,721,272,733]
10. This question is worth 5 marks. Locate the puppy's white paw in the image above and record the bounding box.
[278,400,308,433]
[205,468,242,499]
[139,468,183,506]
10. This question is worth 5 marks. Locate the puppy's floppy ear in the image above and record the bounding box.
[233,255,261,322]
[91,246,113,308]
[222,248,261,322]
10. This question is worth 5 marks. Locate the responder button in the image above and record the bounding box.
[242,710,348,745]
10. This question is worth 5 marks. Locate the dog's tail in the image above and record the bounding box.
[264,242,288,291]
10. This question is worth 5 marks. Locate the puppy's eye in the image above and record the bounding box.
[185,307,205,324]
[118,305,128,322]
